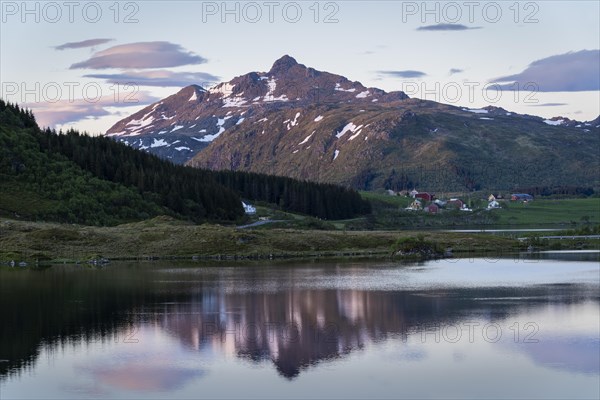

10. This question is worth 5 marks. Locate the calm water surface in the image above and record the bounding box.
[1,254,598,399]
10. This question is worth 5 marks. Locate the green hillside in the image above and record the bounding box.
[0,100,370,225]
[189,101,600,191]
[0,106,165,225]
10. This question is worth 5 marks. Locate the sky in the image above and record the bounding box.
[1,0,599,135]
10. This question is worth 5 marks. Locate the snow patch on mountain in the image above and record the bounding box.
[348,127,364,140]
[336,122,361,139]
[223,95,247,108]
[209,82,235,97]
[463,108,488,114]
[543,119,564,126]
[335,83,356,93]
[262,77,289,102]
[150,138,169,148]
[198,132,222,142]
[286,112,301,130]
[299,131,314,145]
[123,111,156,135]
[292,112,300,125]
[264,77,277,101]
[106,131,126,136]
[196,116,233,142]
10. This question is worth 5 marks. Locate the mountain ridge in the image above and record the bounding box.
[106,55,600,191]
[105,55,409,163]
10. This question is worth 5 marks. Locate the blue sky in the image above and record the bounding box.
[1,1,598,134]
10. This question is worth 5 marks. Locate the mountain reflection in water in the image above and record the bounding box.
[1,258,598,398]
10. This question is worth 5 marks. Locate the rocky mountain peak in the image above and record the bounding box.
[269,55,301,75]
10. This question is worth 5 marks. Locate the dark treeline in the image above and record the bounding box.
[38,129,244,221]
[46,130,370,219]
[211,170,372,220]
[1,100,244,223]
[1,102,167,224]
[514,186,595,197]
[1,100,371,223]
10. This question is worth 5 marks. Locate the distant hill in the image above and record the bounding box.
[106,55,600,191]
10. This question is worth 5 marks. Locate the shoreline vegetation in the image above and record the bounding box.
[1,216,598,265]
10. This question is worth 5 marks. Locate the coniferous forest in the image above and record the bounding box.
[0,100,371,225]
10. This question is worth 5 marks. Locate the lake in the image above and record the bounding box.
[1,254,599,399]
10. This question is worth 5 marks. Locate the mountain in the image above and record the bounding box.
[107,56,600,191]
[106,55,407,164]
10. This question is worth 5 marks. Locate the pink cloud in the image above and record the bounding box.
[70,42,207,69]
[84,70,220,87]
[22,91,159,127]
[88,363,203,392]
[55,38,114,50]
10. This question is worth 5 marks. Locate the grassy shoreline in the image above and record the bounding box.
[1,216,530,264]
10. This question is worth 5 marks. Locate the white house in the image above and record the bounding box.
[487,200,501,209]
[242,202,256,214]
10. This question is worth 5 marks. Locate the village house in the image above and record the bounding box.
[405,199,423,211]
[446,198,465,209]
[424,203,439,214]
[511,193,534,202]
[414,192,435,202]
